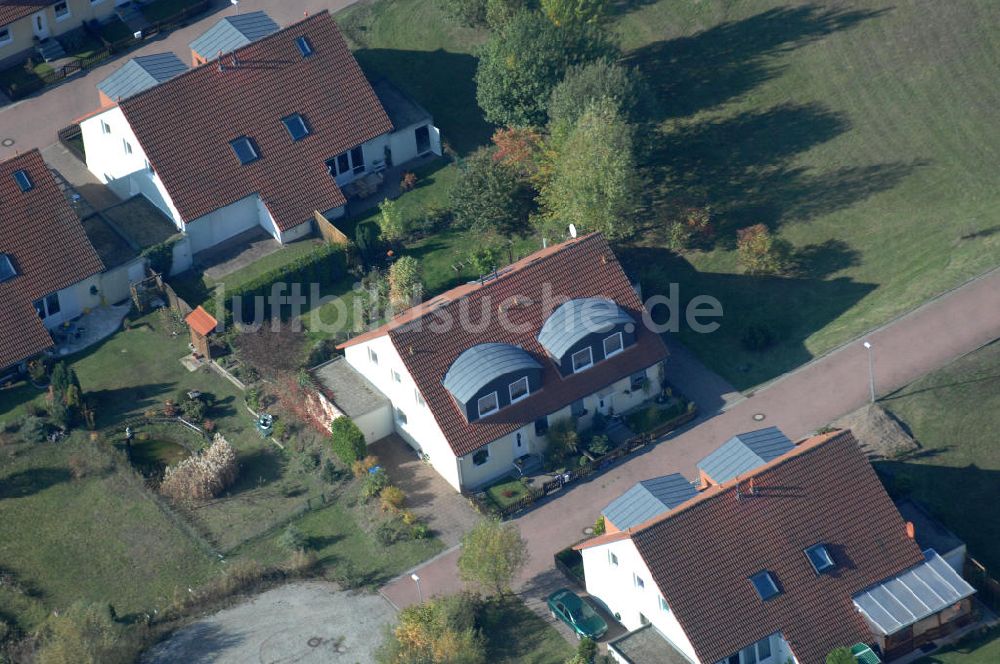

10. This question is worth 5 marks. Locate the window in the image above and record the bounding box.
[659,595,670,612]
[391,369,401,383]
[634,574,645,590]
[230,137,260,165]
[571,347,593,373]
[515,432,522,448]
[100,120,111,134]
[741,646,758,664]
[12,170,33,192]
[368,347,379,365]
[296,36,314,57]
[472,447,489,466]
[608,551,618,567]
[415,125,431,154]
[0,28,10,46]
[749,572,781,601]
[630,370,647,391]
[34,293,61,320]
[603,332,624,358]
[509,376,529,403]
[0,254,16,282]
[534,416,548,436]
[571,398,586,417]
[477,392,499,418]
[351,146,365,174]
[282,113,310,141]
[756,636,772,661]
[395,407,408,425]
[414,389,425,406]
[804,544,835,574]
[122,139,133,155]
[54,2,70,20]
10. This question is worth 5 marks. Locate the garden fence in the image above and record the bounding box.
[966,556,1000,612]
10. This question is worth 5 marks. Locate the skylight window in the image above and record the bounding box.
[282,114,310,141]
[805,544,836,574]
[229,137,260,165]
[296,36,314,58]
[749,571,781,601]
[0,254,16,282]
[13,170,33,192]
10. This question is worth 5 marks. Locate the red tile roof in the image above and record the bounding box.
[342,234,669,458]
[585,430,924,664]
[185,306,217,337]
[0,2,53,28]
[0,150,104,369]
[117,11,392,232]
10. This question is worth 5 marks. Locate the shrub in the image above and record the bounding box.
[667,221,693,251]
[593,515,606,536]
[736,223,791,275]
[179,396,206,422]
[411,522,431,540]
[380,485,406,513]
[330,417,366,466]
[442,0,488,27]
[378,198,408,243]
[202,419,216,433]
[355,221,381,265]
[375,517,412,545]
[321,459,342,483]
[826,647,857,664]
[400,171,418,191]
[19,416,47,443]
[162,399,178,417]
[278,524,308,551]
[160,434,239,501]
[376,593,486,664]
[285,548,318,575]
[352,454,380,478]
[401,510,418,526]
[244,386,262,412]
[589,435,610,456]
[388,256,424,310]
[363,467,390,500]
[35,601,144,664]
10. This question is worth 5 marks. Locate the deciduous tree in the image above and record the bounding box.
[330,417,367,466]
[450,148,535,237]
[376,593,486,664]
[549,59,648,133]
[458,519,529,596]
[541,0,608,28]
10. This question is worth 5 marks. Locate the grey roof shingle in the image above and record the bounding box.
[442,343,542,403]
[97,53,188,103]
[189,10,280,59]
[697,426,794,483]
[538,297,635,359]
[602,473,697,530]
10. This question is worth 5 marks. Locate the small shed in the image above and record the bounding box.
[185,306,217,360]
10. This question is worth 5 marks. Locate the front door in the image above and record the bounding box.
[33,12,49,39]
[597,394,613,416]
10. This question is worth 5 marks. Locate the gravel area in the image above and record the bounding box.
[142,581,394,664]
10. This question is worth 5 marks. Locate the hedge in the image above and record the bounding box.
[223,242,347,323]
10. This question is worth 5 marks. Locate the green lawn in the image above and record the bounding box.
[338,0,1000,390]
[915,628,1000,664]
[480,596,575,664]
[877,340,1000,571]
[0,437,219,632]
[486,476,532,510]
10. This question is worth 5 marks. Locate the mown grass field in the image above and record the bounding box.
[334,0,1000,390]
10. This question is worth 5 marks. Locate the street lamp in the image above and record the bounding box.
[411,573,423,603]
[863,341,875,404]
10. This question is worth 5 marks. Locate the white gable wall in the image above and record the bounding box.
[344,334,461,490]
[582,538,701,663]
[80,107,183,227]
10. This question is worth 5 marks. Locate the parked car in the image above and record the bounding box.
[547,588,608,640]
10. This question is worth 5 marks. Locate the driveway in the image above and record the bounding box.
[380,265,1000,609]
[0,0,359,160]
[142,581,393,664]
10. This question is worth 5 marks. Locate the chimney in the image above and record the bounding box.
[905,521,916,539]
[217,50,224,72]
[748,477,756,495]
[231,52,238,68]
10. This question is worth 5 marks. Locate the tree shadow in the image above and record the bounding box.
[791,239,861,278]
[0,467,71,500]
[143,621,245,663]
[354,49,493,155]
[87,383,176,426]
[646,103,924,242]
[622,246,877,388]
[627,4,892,120]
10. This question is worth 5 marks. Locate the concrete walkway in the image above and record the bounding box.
[381,266,1000,610]
[0,0,355,160]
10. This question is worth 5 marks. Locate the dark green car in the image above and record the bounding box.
[547,588,608,640]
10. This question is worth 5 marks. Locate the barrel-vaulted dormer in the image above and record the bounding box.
[443,343,543,422]
[538,297,636,376]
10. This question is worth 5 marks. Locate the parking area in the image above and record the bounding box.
[141,582,394,664]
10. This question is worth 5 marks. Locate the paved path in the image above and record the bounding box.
[381,266,1000,609]
[0,0,353,160]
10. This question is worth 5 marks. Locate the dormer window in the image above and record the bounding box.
[0,254,16,282]
[477,392,499,418]
[603,332,623,358]
[296,36,314,57]
[571,347,593,373]
[229,137,260,165]
[509,376,529,403]
[749,571,781,601]
[13,170,33,192]
[282,113,310,141]
[804,544,835,574]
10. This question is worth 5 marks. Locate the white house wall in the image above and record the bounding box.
[40,274,102,330]
[97,256,146,305]
[353,403,394,444]
[582,539,701,663]
[80,107,183,227]
[344,334,461,490]
[184,194,261,254]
